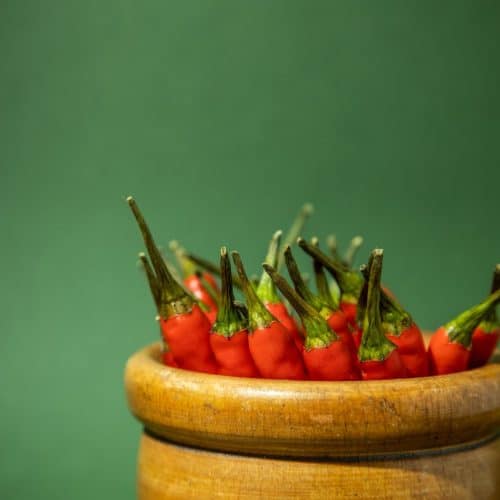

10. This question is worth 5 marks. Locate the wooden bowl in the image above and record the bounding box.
[125,341,500,499]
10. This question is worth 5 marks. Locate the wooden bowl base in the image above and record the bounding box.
[137,432,500,499]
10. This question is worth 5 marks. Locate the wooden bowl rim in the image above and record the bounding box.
[125,341,500,457]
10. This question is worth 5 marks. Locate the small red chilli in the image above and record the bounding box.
[283,245,355,355]
[428,289,500,375]
[469,265,500,369]
[357,249,407,380]
[232,251,306,380]
[127,197,217,374]
[209,247,259,378]
[263,263,360,381]
[256,231,303,349]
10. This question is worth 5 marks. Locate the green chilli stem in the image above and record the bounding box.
[139,252,161,311]
[232,251,275,330]
[312,237,338,309]
[263,263,336,348]
[256,230,282,304]
[212,247,246,337]
[491,264,500,294]
[297,237,363,298]
[483,264,500,324]
[327,234,340,261]
[446,289,500,346]
[169,240,196,278]
[127,197,191,314]
[358,249,396,362]
[360,257,411,335]
[343,236,364,268]
[277,203,314,271]
[357,263,369,325]
[284,246,323,310]
[184,251,242,289]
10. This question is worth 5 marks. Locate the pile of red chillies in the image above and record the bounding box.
[126,197,500,381]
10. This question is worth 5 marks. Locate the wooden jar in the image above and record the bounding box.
[125,342,500,499]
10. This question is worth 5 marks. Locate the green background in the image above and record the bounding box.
[1,1,499,498]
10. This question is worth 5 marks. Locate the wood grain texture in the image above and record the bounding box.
[137,432,500,500]
[125,341,500,457]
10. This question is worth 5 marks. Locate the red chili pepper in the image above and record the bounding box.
[385,323,428,376]
[264,302,300,339]
[161,346,178,367]
[354,263,370,349]
[358,249,407,380]
[256,231,303,349]
[339,301,358,326]
[298,238,363,326]
[185,272,219,309]
[324,235,399,328]
[469,265,500,368]
[209,247,260,378]
[170,240,219,320]
[350,326,363,351]
[199,270,219,295]
[156,318,179,367]
[137,252,179,368]
[359,259,428,377]
[127,197,218,374]
[470,323,500,369]
[283,245,355,354]
[191,272,219,323]
[232,251,306,380]
[429,289,500,375]
[384,320,428,378]
[263,263,360,380]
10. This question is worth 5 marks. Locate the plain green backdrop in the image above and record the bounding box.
[1,1,499,498]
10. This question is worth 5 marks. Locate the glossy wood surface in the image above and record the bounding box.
[138,432,500,500]
[125,341,500,458]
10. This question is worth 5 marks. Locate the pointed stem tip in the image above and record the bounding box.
[126,196,188,307]
[344,235,364,267]
[169,240,180,252]
[284,245,316,305]
[302,203,314,216]
[277,204,314,270]
[257,230,283,303]
[491,264,500,294]
[327,234,337,251]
